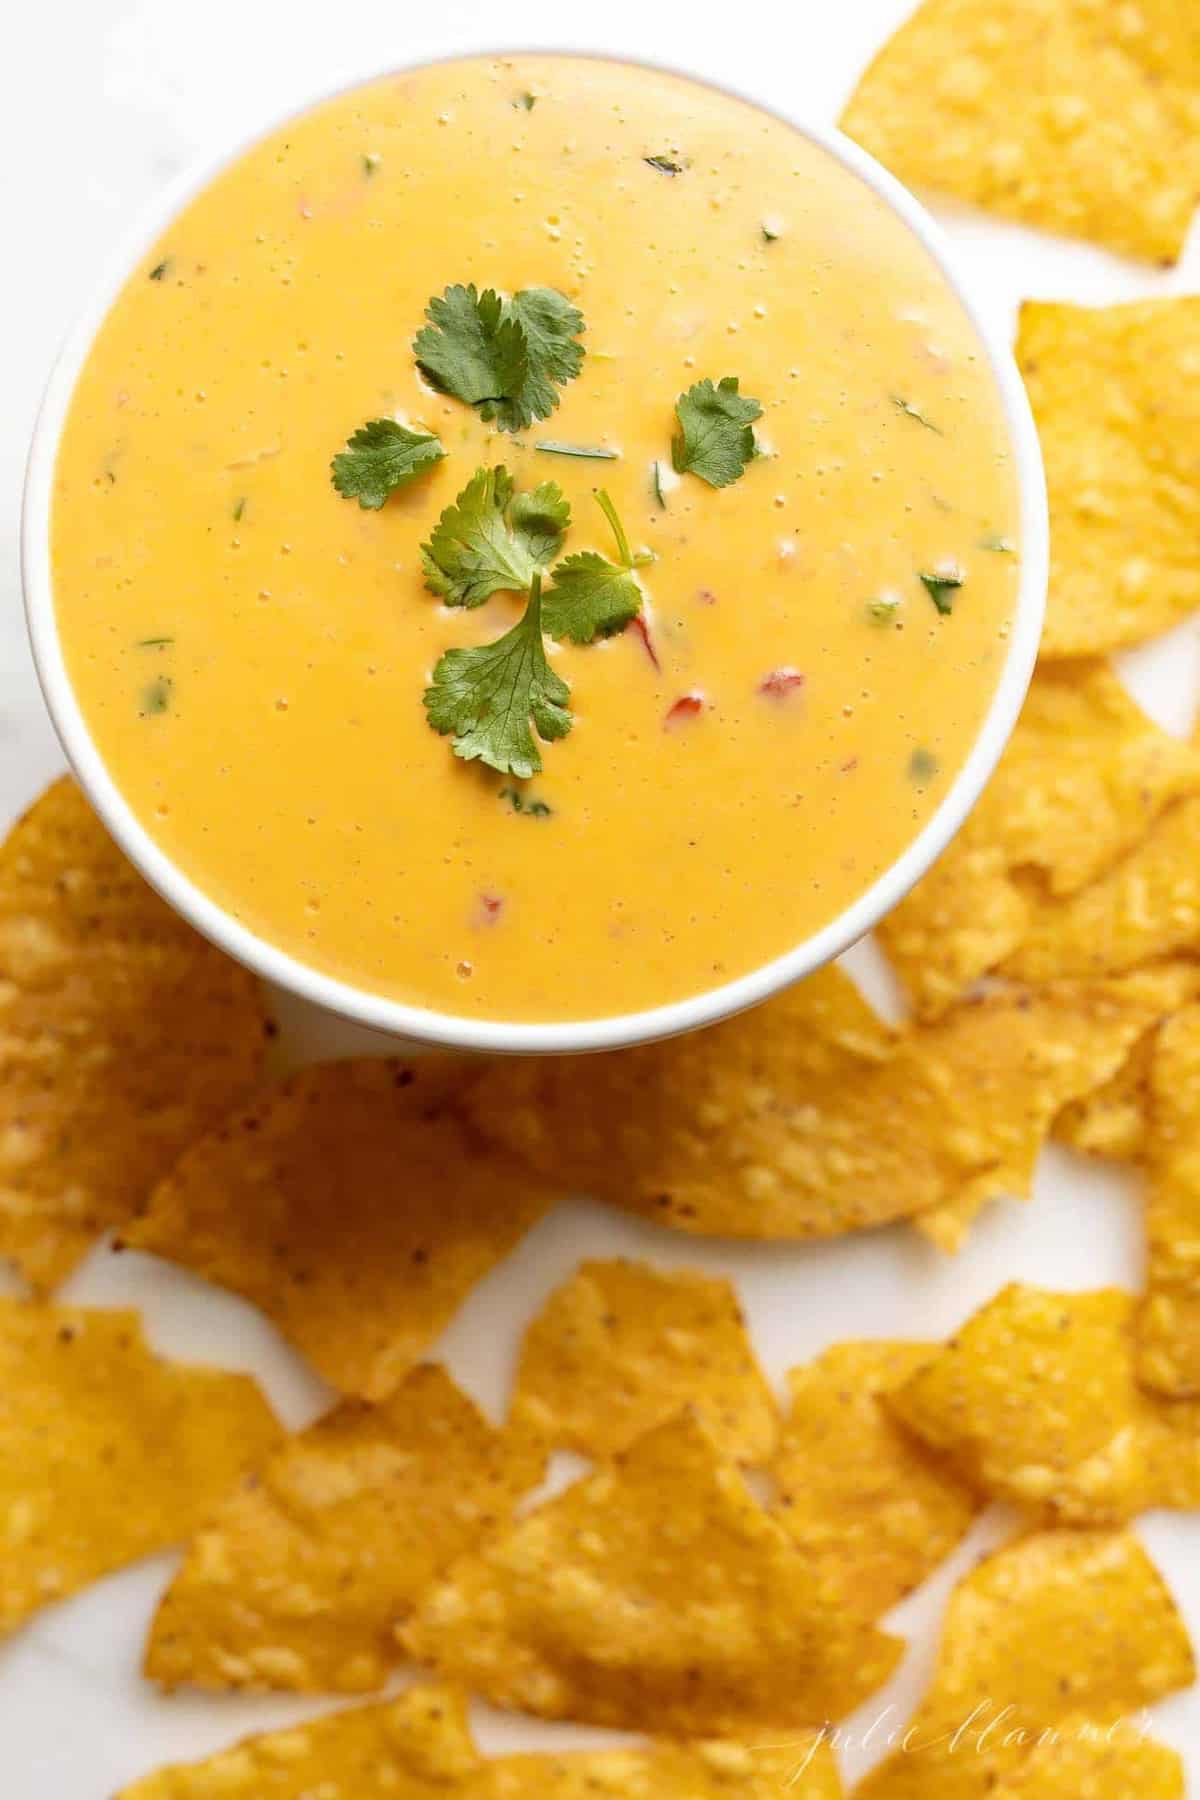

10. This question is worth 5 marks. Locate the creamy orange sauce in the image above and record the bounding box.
[52,55,1020,1023]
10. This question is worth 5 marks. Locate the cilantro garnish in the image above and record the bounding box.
[331,420,445,509]
[148,259,172,282]
[919,568,964,615]
[141,676,173,715]
[362,152,381,177]
[671,377,763,488]
[421,466,570,608]
[866,595,902,626]
[979,531,1015,554]
[413,283,585,433]
[535,441,619,460]
[651,460,667,509]
[644,155,684,175]
[543,490,647,645]
[761,222,780,243]
[500,785,552,817]
[891,394,942,434]
[909,747,939,782]
[232,496,247,522]
[424,574,571,778]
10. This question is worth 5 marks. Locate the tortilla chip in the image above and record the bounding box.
[472,1737,842,1799]
[1007,799,1200,982]
[841,0,1200,265]
[891,1284,1200,1524]
[116,1683,481,1799]
[771,1342,978,1616]
[145,1362,542,1694]
[0,1298,279,1637]
[124,1059,556,1399]
[856,1529,1195,1800]
[403,1410,902,1735]
[1020,298,1200,657]
[879,663,1200,1017]
[990,1726,1184,1799]
[1139,1004,1200,1396]
[509,1259,777,1461]
[1054,1029,1156,1161]
[0,776,270,1291]
[465,969,1159,1242]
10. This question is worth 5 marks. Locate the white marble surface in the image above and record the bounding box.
[3,3,1200,1794]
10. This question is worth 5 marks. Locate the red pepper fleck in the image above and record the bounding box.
[697,587,718,604]
[841,756,859,774]
[474,893,504,927]
[665,692,704,729]
[758,667,805,700]
[628,613,661,672]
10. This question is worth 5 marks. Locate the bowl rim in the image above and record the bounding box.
[21,44,1048,1056]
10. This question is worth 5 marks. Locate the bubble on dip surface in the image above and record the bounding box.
[51,55,1020,1025]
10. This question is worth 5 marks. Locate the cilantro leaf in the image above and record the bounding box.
[421,467,570,608]
[543,552,642,643]
[423,575,571,778]
[671,377,763,487]
[920,569,964,615]
[330,419,444,509]
[412,283,585,433]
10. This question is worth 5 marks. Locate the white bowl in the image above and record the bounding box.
[21,48,1048,1058]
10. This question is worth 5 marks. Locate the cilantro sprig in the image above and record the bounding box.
[672,377,763,488]
[543,490,649,645]
[421,467,569,608]
[424,573,571,779]
[413,283,585,433]
[331,419,445,509]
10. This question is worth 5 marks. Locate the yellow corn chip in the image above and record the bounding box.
[145,1362,542,1694]
[466,969,1158,1242]
[771,1342,977,1617]
[1020,298,1200,657]
[403,1410,902,1736]
[0,1298,279,1637]
[841,0,1200,264]
[471,1736,842,1799]
[1139,1004,1200,1396]
[0,776,270,1290]
[891,1284,1200,1524]
[990,1725,1184,1799]
[116,1683,481,1799]
[124,1059,556,1399]
[1007,799,1200,983]
[856,1529,1195,1800]
[509,1259,777,1461]
[1054,1029,1156,1162]
[879,663,1200,1017]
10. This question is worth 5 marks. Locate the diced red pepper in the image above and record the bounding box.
[697,587,718,605]
[664,692,704,729]
[628,613,661,671]
[474,893,504,927]
[758,667,805,699]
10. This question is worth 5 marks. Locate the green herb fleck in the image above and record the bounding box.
[919,568,964,615]
[362,152,381,177]
[652,460,667,509]
[909,747,939,783]
[979,531,1015,554]
[422,466,570,608]
[671,377,763,488]
[148,259,172,282]
[515,92,537,111]
[413,283,585,434]
[500,785,553,817]
[644,155,684,175]
[761,223,780,243]
[232,496,247,522]
[141,675,173,715]
[331,419,445,510]
[534,441,619,460]
[891,395,942,434]
[136,636,175,649]
[424,573,570,778]
[866,596,902,627]
[542,490,647,645]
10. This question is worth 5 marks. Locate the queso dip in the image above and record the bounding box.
[52,55,1020,1024]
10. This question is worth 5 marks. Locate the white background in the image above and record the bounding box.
[2,3,1199,1793]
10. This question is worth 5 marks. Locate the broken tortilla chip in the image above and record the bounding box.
[0,1298,279,1637]
[145,1362,542,1694]
[770,1342,978,1616]
[1054,1029,1156,1162]
[468,968,1174,1242]
[1019,298,1200,658]
[115,1682,481,1799]
[472,1738,841,1799]
[855,1529,1195,1800]
[509,1259,777,1461]
[403,1410,902,1736]
[890,1284,1200,1524]
[1139,1004,1200,1396]
[0,776,270,1291]
[879,663,1200,1017]
[840,0,1200,265]
[989,1726,1184,1799]
[124,1058,556,1399]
